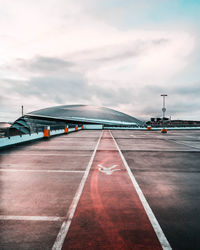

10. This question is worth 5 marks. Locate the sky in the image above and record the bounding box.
[1,0,200,122]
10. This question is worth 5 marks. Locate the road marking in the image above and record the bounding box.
[0,215,64,221]
[163,138,200,150]
[100,149,199,152]
[0,151,93,156]
[98,164,121,175]
[110,130,172,250]
[52,131,103,250]
[1,148,199,155]
[0,169,85,173]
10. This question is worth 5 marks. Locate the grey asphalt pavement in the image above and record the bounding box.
[112,130,200,250]
[0,129,200,250]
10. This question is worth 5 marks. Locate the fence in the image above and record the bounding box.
[0,124,82,149]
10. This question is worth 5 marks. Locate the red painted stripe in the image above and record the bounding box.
[62,131,162,249]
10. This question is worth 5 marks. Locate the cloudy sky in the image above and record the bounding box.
[1,0,200,122]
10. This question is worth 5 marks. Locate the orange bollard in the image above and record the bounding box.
[64,127,68,133]
[44,126,50,138]
[81,125,84,130]
[147,126,151,131]
[75,126,78,131]
[161,128,167,133]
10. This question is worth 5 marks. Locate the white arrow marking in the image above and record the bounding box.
[97,164,121,175]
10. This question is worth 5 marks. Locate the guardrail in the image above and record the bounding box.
[0,125,83,149]
[1,125,200,149]
[105,126,200,130]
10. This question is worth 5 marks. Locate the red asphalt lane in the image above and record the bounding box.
[62,130,162,250]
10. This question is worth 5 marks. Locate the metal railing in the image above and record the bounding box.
[0,124,82,139]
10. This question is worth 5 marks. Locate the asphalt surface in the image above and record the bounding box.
[0,129,200,249]
[112,130,200,250]
[62,130,162,250]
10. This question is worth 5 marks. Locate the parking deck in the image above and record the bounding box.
[0,129,200,249]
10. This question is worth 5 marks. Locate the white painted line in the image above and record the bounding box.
[94,149,199,152]
[119,148,195,151]
[110,130,172,250]
[0,169,85,173]
[0,152,93,156]
[184,135,200,139]
[163,138,200,150]
[0,215,64,221]
[0,154,54,156]
[52,131,103,250]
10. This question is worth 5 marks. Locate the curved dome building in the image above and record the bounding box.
[11,105,143,134]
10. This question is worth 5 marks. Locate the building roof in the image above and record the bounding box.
[26,104,143,126]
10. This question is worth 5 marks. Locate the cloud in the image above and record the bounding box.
[21,56,73,72]
[131,82,200,120]
[0,0,199,122]
[3,71,133,107]
[173,83,200,96]
[77,38,169,65]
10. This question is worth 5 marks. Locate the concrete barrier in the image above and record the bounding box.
[0,132,44,148]
[1,126,200,149]
[104,127,200,130]
[83,124,103,130]
[0,127,77,149]
[50,129,65,136]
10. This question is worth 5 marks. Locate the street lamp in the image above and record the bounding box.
[161,94,167,133]
[21,105,24,116]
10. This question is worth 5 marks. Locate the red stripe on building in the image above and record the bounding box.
[62,131,162,249]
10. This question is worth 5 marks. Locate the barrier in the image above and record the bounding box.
[161,128,167,133]
[2,125,200,150]
[83,124,103,130]
[0,125,87,149]
[44,126,50,138]
[147,126,152,131]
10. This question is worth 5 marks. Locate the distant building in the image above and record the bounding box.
[10,105,144,135]
[0,122,11,138]
[146,117,200,127]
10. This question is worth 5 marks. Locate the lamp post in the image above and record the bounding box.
[21,105,24,116]
[161,94,167,133]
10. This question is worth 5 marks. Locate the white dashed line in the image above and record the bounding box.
[0,151,94,156]
[0,215,64,221]
[0,169,85,173]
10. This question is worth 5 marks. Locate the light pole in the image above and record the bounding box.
[21,105,24,116]
[161,94,167,132]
